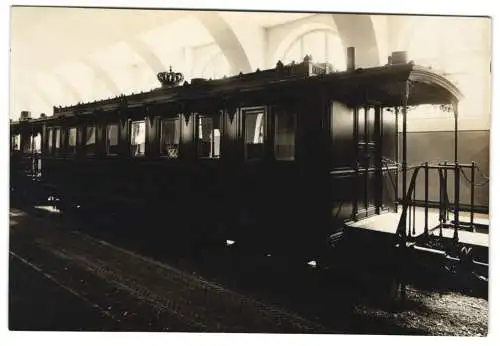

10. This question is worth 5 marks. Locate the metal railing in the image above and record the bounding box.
[395,161,481,248]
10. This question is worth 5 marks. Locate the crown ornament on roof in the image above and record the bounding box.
[157,66,184,88]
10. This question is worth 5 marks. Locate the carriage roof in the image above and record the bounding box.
[12,56,462,126]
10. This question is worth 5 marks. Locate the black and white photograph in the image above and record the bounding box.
[4,0,495,341]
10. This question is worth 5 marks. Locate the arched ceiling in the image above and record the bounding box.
[27,8,492,123]
[10,8,491,125]
[332,13,380,67]
[10,7,323,119]
[10,7,190,70]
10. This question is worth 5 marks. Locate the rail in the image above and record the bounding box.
[395,161,481,249]
[393,161,488,300]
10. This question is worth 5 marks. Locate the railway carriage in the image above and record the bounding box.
[10,50,469,264]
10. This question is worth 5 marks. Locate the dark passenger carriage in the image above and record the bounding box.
[10,53,462,261]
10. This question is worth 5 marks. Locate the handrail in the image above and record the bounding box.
[395,165,423,244]
[392,160,484,301]
[394,161,473,247]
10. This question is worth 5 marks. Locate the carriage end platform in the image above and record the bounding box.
[343,207,489,283]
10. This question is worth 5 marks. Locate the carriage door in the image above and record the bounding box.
[356,106,380,217]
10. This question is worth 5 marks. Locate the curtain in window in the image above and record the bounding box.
[132,122,145,145]
[198,116,221,159]
[106,124,119,155]
[198,117,213,158]
[199,117,213,140]
[23,135,32,153]
[34,133,41,153]
[47,129,53,151]
[131,121,145,156]
[245,112,265,159]
[55,129,61,149]
[254,113,264,144]
[85,126,96,155]
[86,126,96,145]
[68,128,77,147]
[244,113,264,144]
[12,134,20,151]
[211,129,221,158]
[107,125,118,145]
[161,118,180,158]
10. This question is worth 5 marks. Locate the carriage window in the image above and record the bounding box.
[131,120,146,157]
[198,116,221,159]
[34,133,42,153]
[85,125,96,156]
[106,124,119,156]
[160,118,180,158]
[244,111,265,159]
[11,134,20,151]
[274,111,296,161]
[55,128,61,150]
[23,135,32,153]
[47,128,53,153]
[68,127,77,154]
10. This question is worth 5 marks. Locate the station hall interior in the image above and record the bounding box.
[10,7,491,211]
[6,5,495,335]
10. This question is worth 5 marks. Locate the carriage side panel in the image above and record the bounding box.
[330,101,356,226]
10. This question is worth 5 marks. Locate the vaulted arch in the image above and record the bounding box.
[196,12,252,74]
[272,22,339,65]
[35,87,57,110]
[53,74,82,103]
[11,91,52,118]
[279,28,347,70]
[332,13,381,67]
[270,14,381,69]
[126,37,166,74]
[81,57,121,95]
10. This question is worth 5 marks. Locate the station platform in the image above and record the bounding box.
[345,207,489,250]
